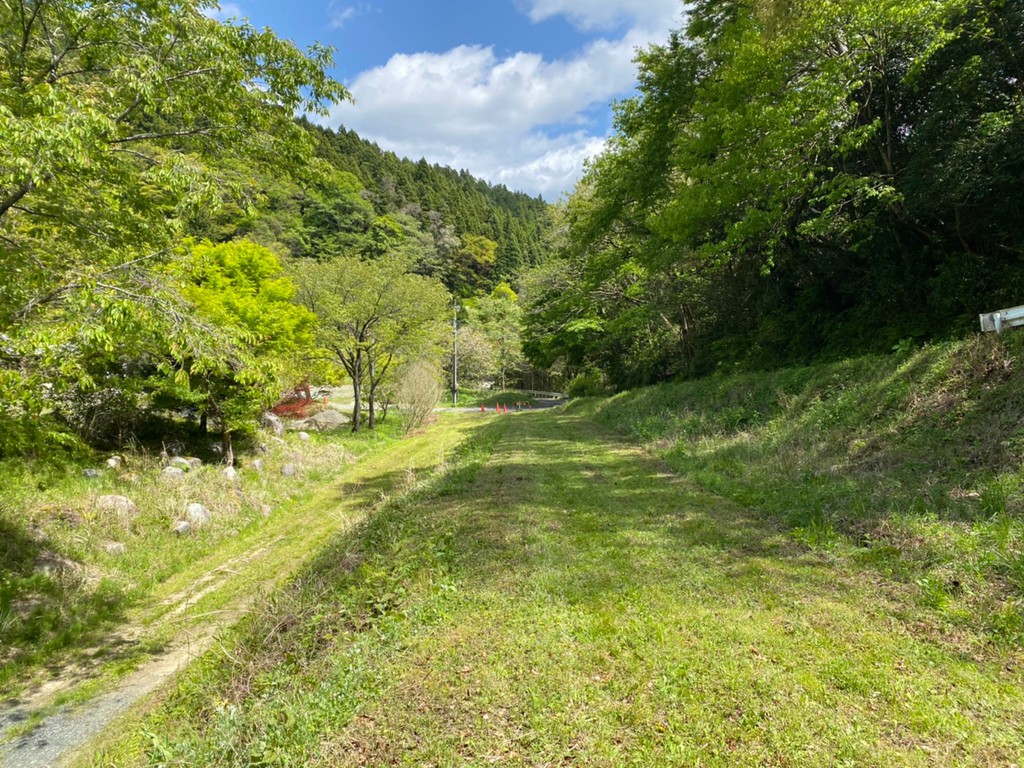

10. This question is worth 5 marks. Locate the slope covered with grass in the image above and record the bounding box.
[576,334,1024,645]
[85,407,1023,767]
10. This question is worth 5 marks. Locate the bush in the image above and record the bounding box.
[566,369,609,398]
[395,360,443,433]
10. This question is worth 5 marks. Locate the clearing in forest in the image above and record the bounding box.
[88,410,1023,767]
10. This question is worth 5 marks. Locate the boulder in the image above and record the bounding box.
[222,466,240,482]
[298,431,311,442]
[169,456,191,471]
[106,456,122,470]
[281,463,296,477]
[186,503,212,527]
[82,469,101,479]
[251,459,265,473]
[162,466,186,480]
[95,495,138,519]
[309,408,350,432]
[261,412,285,437]
[187,457,203,470]
[171,520,191,536]
[102,541,127,556]
[34,551,81,577]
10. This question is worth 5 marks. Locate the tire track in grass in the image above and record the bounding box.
[0,414,479,768]
[321,410,1024,767]
[78,410,1024,767]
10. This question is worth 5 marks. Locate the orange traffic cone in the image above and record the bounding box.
[480,403,486,413]
[503,403,508,414]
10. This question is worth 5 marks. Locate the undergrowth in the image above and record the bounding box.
[0,419,406,694]
[127,419,507,767]
[573,333,1024,643]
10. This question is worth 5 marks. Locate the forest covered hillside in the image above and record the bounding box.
[524,0,1024,391]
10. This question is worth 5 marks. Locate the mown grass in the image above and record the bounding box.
[0,418,414,698]
[84,409,1023,767]
[574,334,1024,645]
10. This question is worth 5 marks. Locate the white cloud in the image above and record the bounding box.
[518,0,681,32]
[325,2,682,199]
[327,1,356,29]
[202,2,244,22]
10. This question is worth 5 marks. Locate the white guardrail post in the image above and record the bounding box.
[979,304,1024,334]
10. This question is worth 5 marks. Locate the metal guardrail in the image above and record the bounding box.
[520,390,568,400]
[980,304,1024,333]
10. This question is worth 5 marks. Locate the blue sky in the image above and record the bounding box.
[206,0,684,199]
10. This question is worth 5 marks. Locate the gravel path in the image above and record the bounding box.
[0,637,204,768]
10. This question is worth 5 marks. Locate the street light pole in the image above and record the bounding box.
[452,302,459,406]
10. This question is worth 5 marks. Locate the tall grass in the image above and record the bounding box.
[574,334,1024,642]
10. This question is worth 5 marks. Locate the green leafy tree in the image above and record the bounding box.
[0,0,348,452]
[163,239,316,463]
[293,255,449,431]
[467,283,524,390]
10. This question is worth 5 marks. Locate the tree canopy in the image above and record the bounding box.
[0,0,349,453]
[525,0,1024,388]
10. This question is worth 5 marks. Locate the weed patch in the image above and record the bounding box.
[575,335,1024,644]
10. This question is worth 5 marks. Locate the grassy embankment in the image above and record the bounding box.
[0,413,474,713]
[579,333,1024,644]
[83,338,1024,766]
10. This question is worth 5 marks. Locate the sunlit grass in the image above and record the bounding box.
[86,408,1024,767]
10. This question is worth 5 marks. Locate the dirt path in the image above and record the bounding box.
[0,415,477,768]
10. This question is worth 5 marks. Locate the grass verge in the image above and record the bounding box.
[83,409,1023,767]
[573,334,1024,645]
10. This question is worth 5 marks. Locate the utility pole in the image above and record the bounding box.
[451,302,459,406]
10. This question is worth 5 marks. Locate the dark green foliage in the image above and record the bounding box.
[299,123,552,296]
[526,0,1024,387]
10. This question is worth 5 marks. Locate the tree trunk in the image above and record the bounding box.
[351,371,362,431]
[199,411,208,435]
[223,427,234,467]
[367,357,376,430]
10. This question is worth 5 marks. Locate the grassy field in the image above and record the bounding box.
[578,334,1024,646]
[0,413,477,737]
[84,399,1024,766]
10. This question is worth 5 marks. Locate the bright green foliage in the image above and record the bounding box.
[293,255,450,431]
[0,0,349,454]
[453,234,499,296]
[464,283,524,389]
[161,240,316,453]
[527,0,1024,386]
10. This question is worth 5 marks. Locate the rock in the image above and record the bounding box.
[186,503,212,527]
[162,466,186,480]
[222,466,239,482]
[251,459,264,473]
[171,520,191,536]
[298,431,311,442]
[309,408,350,432]
[82,469,101,479]
[95,495,138,519]
[164,440,186,456]
[187,457,203,470]
[281,463,296,477]
[210,442,224,456]
[34,551,80,577]
[261,412,285,437]
[169,456,191,471]
[106,456,122,470]
[102,541,127,556]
